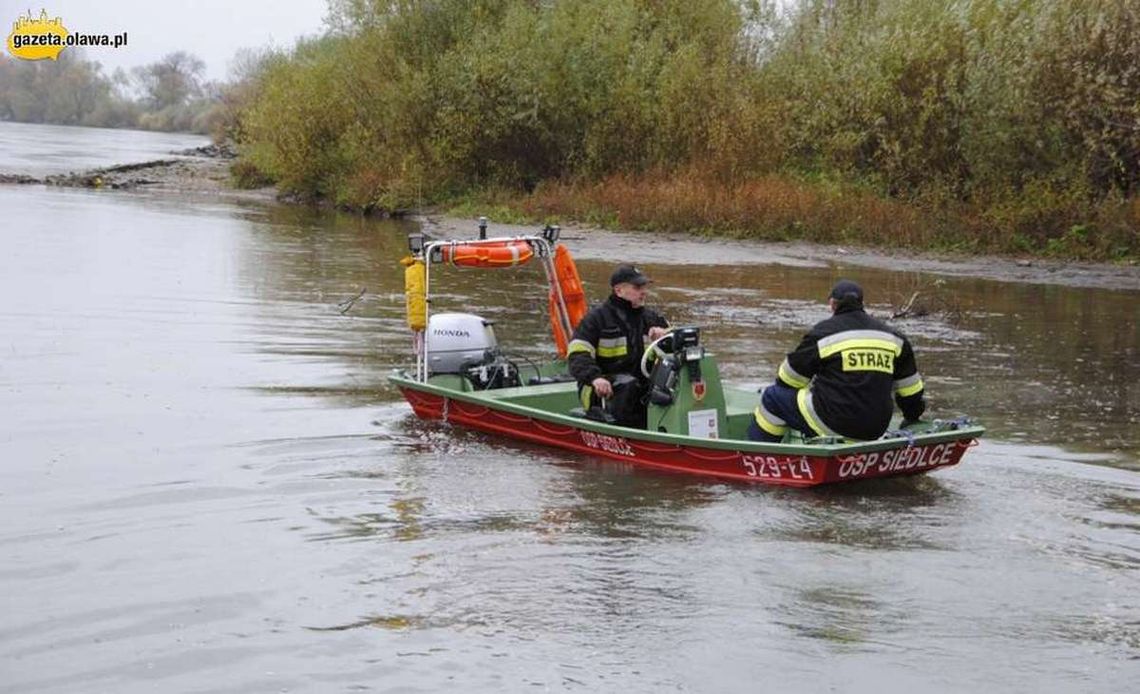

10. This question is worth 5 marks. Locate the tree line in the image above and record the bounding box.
[6,1,1137,259]
[0,49,223,133]
[230,0,1137,258]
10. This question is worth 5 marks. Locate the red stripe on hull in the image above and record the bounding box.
[398,388,970,487]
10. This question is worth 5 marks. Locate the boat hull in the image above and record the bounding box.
[396,384,978,487]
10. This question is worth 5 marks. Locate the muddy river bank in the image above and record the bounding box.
[5,133,1136,293]
[422,216,1140,293]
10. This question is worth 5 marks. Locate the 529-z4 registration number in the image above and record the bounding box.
[740,455,812,481]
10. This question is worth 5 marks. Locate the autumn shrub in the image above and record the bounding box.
[232,0,1139,259]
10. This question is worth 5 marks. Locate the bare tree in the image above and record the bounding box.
[132,51,206,110]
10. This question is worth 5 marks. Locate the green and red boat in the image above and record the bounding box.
[390,224,983,487]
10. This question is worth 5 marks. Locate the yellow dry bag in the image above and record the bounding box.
[402,256,427,331]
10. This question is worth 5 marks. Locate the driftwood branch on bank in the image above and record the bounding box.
[891,291,921,319]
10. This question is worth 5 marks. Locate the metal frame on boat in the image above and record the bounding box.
[409,224,575,382]
[391,222,984,487]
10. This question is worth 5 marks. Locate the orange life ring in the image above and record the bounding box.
[548,243,589,358]
[440,240,533,268]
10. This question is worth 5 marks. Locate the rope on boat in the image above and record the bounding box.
[637,442,683,454]
[684,447,743,463]
[526,419,574,435]
[495,411,532,424]
[451,402,490,418]
[933,416,974,431]
[881,416,975,447]
[883,428,918,448]
[441,396,449,423]
[804,435,845,445]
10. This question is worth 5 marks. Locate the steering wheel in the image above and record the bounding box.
[640,331,676,378]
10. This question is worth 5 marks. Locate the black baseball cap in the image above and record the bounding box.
[610,264,652,287]
[829,279,864,306]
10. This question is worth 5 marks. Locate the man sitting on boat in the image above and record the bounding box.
[749,280,926,442]
[568,264,670,429]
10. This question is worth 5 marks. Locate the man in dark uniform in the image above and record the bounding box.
[568,264,670,428]
[748,280,926,442]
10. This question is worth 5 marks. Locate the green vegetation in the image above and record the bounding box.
[235,0,1138,259]
[0,50,225,134]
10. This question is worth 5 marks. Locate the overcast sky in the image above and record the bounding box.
[2,0,329,80]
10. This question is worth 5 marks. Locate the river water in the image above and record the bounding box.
[1,121,1137,692]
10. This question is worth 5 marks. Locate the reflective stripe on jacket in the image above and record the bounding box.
[567,294,668,386]
[777,306,925,440]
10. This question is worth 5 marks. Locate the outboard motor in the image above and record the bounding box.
[426,313,519,389]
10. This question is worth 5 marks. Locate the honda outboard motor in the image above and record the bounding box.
[426,313,519,389]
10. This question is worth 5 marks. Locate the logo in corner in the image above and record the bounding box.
[8,9,69,61]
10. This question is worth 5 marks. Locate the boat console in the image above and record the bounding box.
[643,327,729,439]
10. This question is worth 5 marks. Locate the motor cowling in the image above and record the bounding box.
[426,313,518,388]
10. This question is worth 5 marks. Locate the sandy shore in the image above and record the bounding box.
[0,143,276,203]
[5,152,1136,291]
[420,215,1140,292]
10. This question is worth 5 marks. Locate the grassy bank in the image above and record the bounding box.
[233,0,1140,261]
[446,171,1139,261]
